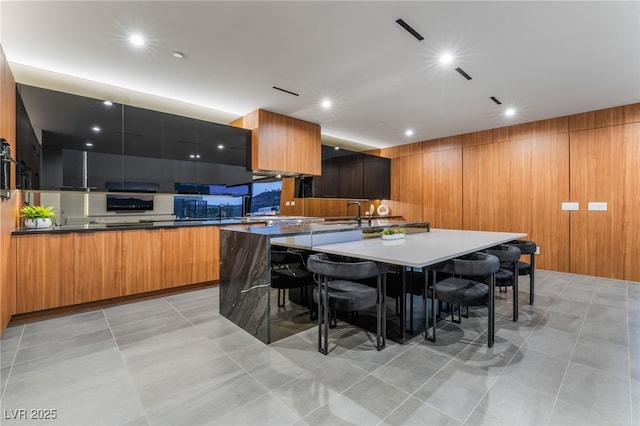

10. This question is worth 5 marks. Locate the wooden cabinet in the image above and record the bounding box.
[74,232,122,303]
[363,154,391,200]
[163,226,221,286]
[122,229,163,296]
[234,109,321,175]
[192,226,220,283]
[16,233,74,313]
[13,225,222,314]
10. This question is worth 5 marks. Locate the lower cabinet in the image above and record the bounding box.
[16,233,74,313]
[15,226,222,313]
[75,231,123,303]
[122,229,163,296]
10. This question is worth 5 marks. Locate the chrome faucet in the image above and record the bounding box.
[347,201,362,225]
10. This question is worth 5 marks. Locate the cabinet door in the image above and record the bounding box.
[319,157,340,197]
[122,230,163,295]
[162,228,194,288]
[192,226,220,283]
[363,155,390,199]
[16,234,74,313]
[74,232,122,303]
[338,154,364,199]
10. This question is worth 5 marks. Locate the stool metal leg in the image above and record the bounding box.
[529,253,535,305]
[512,260,519,322]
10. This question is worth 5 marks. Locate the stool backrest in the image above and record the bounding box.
[483,244,521,263]
[508,239,537,255]
[307,253,381,280]
[436,252,500,277]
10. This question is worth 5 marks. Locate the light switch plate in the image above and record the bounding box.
[291,201,296,206]
[588,202,608,211]
[562,202,579,211]
[285,201,291,206]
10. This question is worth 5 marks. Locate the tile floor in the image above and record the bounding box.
[1,270,638,426]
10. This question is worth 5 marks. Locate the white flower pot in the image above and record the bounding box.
[24,218,53,229]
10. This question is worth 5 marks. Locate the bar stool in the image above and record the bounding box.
[483,244,521,322]
[507,240,537,305]
[307,253,387,355]
[270,249,312,308]
[425,252,500,347]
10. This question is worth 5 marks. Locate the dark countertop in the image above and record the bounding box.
[11,219,249,235]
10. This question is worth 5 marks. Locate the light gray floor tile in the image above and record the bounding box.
[523,326,577,360]
[540,310,584,334]
[1,366,10,390]
[103,298,176,328]
[630,326,640,382]
[629,305,640,329]
[592,286,629,309]
[413,359,498,422]
[13,327,115,365]
[112,312,194,348]
[557,361,631,425]
[21,310,105,337]
[339,339,414,373]
[212,392,301,426]
[18,312,109,349]
[164,288,217,310]
[548,399,622,426]
[571,334,629,379]
[548,298,590,317]
[379,396,462,426]
[500,346,568,397]
[145,371,267,426]
[0,325,23,363]
[494,317,536,346]
[580,317,629,347]
[176,302,221,325]
[372,343,451,394]
[421,321,484,358]
[454,335,520,375]
[302,375,410,426]
[210,327,264,353]
[632,379,640,426]
[465,376,555,426]
[585,303,628,323]
[558,285,594,304]
[271,358,369,417]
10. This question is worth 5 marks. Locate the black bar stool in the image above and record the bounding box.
[483,244,521,322]
[507,240,537,305]
[307,253,387,355]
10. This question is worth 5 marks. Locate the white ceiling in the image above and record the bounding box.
[1,1,639,150]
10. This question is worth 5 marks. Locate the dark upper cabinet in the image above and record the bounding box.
[312,146,389,199]
[363,154,390,199]
[17,84,251,192]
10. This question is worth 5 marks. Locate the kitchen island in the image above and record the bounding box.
[219,223,525,345]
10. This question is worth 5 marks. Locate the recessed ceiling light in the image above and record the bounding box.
[217,144,224,149]
[189,154,195,159]
[103,100,113,107]
[173,51,185,59]
[321,99,331,109]
[85,142,93,147]
[91,126,101,133]
[405,129,414,137]
[195,154,201,159]
[505,108,516,117]
[439,53,453,65]
[129,34,145,47]
[276,174,282,178]
[334,146,340,150]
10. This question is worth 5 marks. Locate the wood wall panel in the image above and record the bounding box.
[303,198,326,217]
[122,230,163,295]
[508,138,534,234]
[16,234,74,313]
[622,123,640,281]
[0,43,17,336]
[379,141,422,159]
[462,141,511,231]
[569,103,640,132]
[389,155,423,222]
[74,232,122,303]
[530,134,570,272]
[462,127,509,147]
[422,148,462,229]
[569,127,625,279]
[510,117,568,140]
[423,136,462,153]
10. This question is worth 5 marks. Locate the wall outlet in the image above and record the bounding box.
[291,201,296,206]
[285,201,291,206]
[588,202,607,211]
[535,247,540,255]
[561,202,579,211]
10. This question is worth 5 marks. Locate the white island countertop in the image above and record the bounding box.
[312,228,527,268]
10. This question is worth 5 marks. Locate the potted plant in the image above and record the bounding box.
[20,205,57,229]
[382,227,406,240]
